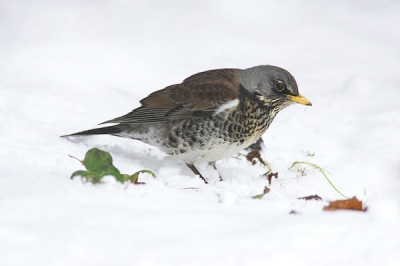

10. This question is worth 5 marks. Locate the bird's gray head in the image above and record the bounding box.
[239,65,311,110]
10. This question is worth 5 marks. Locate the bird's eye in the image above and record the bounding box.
[274,82,285,92]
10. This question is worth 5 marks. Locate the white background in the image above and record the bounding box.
[1,1,400,265]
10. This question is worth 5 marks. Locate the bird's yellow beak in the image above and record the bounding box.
[287,94,312,106]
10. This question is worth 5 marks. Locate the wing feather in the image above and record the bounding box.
[101,68,241,125]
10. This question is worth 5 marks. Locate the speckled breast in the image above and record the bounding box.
[162,99,275,164]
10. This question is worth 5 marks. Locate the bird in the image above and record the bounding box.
[62,65,311,184]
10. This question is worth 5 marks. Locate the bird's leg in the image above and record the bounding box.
[209,161,223,181]
[186,164,208,184]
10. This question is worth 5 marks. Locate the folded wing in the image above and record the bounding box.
[101,68,241,124]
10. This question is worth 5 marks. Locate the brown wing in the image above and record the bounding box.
[101,68,241,124]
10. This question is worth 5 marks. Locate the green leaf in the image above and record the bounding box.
[70,148,123,184]
[122,170,156,184]
[71,170,89,179]
[252,186,270,199]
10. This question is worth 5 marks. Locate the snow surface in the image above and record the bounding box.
[1,0,400,265]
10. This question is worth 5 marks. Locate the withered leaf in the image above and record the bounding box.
[323,197,365,211]
[298,195,322,201]
[246,150,262,165]
[266,172,278,185]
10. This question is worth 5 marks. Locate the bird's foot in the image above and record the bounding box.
[186,163,208,184]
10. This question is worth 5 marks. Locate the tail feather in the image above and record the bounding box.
[61,125,123,137]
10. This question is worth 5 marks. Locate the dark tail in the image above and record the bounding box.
[61,125,124,137]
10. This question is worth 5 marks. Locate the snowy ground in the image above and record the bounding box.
[1,0,400,265]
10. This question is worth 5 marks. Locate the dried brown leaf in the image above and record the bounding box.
[298,195,322,201]
[262,172,278,185]
[323,197,365,211]
[246,150,261,165]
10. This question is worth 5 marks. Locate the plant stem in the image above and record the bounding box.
[289,161,349,199]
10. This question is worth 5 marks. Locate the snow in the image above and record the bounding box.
[1,0,400,265]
